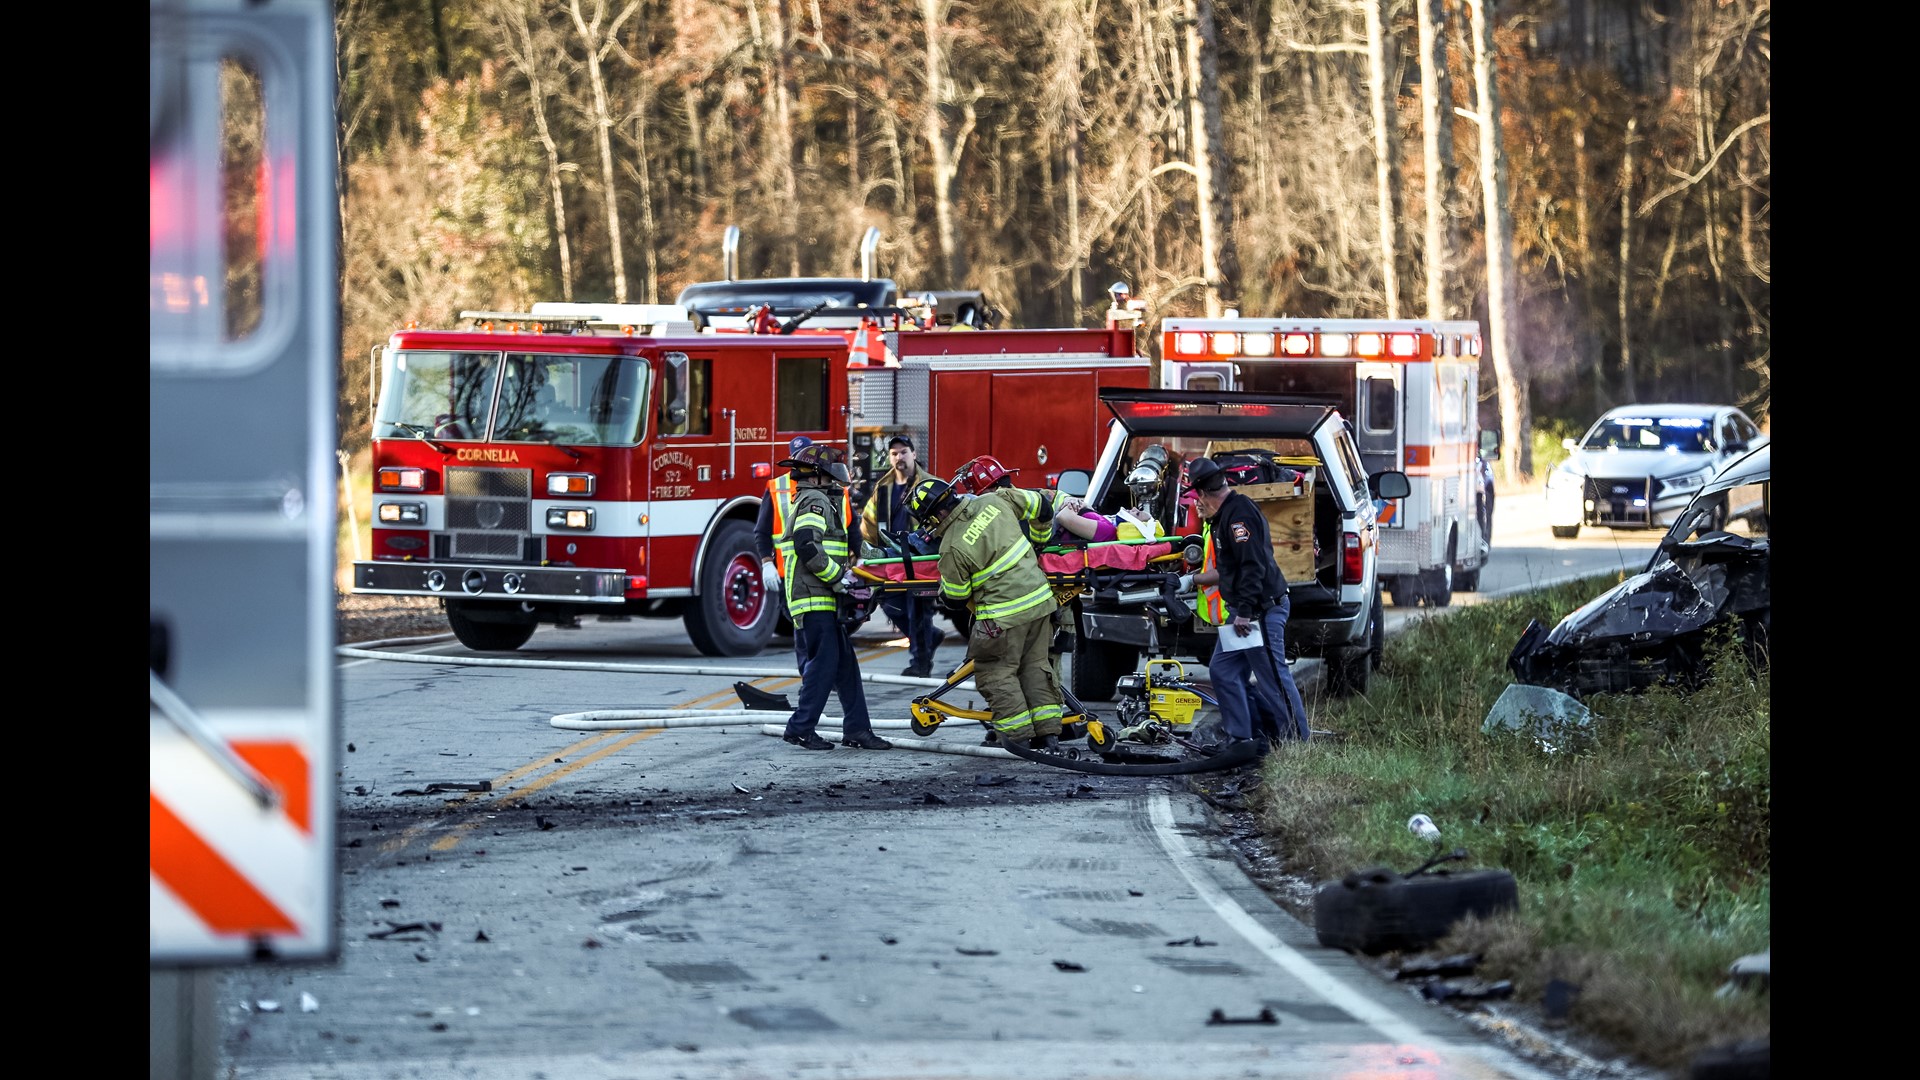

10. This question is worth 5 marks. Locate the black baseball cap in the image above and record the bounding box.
[887,435,915,451]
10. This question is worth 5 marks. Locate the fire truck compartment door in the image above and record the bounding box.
[989,369,1102,476]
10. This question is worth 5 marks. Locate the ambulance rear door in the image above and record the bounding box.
[1354,361,1405,527]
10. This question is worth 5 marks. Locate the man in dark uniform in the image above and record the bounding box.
[777,443,891,751]
[1186,457,1306,750]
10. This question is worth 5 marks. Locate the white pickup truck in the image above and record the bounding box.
[1059,389,1411,699]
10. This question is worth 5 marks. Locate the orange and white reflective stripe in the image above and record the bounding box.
[1197,525,1228,625]
[150,724,324,955]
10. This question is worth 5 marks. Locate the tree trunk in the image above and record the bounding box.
[1466,0,1530,481]
[1416,0,1457,321]
[567,0,636,304]
[763,0,799,275]
[1182,0,1237,314]
[491,0,573,301]
[919,0,973,287]
[1617,116,1637,402]
[1363,0,1402,318]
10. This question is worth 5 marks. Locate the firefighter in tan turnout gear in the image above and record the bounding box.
[908,477,1065,751]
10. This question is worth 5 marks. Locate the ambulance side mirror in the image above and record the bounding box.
[1371,471,1411,500]
[1055,469,1091,498]
[1479,428,1501,459]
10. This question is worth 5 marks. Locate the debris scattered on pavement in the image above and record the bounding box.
[1166,935,1218,947]
[1052,960,1086,972]
[393,780,492,796]
[300,993,319,1013]
[922,792,948,804]
[368,921,440,940]
[1543,978,1579,1019]
[1206,1008,1277,1025]
[380,899,401,908]
[975,774,1013,786]
[1394,953,1482,980]
[732,783,750,794]
[473,930,490,943]
[536,816,557,831]
[255,999,282,1013]
[956,947,998,956]
[1419,979,1513,1004]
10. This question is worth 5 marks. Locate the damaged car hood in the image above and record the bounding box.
[1508,531,1769,698]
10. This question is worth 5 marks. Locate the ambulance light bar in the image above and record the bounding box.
[1165,326,1482,361]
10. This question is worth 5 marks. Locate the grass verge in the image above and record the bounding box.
[1256,577,1769,1072]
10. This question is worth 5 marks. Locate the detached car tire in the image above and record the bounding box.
[1314,866,1519,956]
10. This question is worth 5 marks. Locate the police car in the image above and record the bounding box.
[1544,404,1767,539]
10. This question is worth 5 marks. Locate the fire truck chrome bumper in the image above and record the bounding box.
[353,561,629,603]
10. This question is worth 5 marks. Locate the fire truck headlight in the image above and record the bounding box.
[377,467,427,492]
[425,569,447,592]
[547,472,596,496]
[547,507,596,531]
[377,501,425,525]
[501,572,524,595]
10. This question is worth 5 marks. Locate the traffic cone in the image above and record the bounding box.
[848,322,872,367]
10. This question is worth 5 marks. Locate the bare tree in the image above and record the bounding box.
[1182,0,1238,314]
[488,0,577,300]
[918,0,979,287]
[1360,0,1401,317]
[566,0,639,302]
[1414,0,1458,320]
[1465,0,1530,481]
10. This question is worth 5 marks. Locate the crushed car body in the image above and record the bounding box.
[1508,444,1769,700]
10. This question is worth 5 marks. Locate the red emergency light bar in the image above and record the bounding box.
[1119,401,1274,418]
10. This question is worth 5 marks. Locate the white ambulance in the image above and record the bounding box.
[1160,317,1494,607]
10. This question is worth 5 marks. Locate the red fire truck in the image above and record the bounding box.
[353,300,1147,655]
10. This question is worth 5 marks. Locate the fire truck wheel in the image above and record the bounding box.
[684,520,779,657]
[1070,636,1135,703]
[445,603,538,652]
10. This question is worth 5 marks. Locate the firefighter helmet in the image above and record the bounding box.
[780,442,849,484]
[907,477,961,527]
[952,454,1017,496]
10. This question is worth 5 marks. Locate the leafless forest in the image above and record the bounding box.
[331,0,1769,476]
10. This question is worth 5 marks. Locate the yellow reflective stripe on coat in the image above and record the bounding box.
[970,540,1029,587]
[1197,524,1228,625]
[974,581,1054,622]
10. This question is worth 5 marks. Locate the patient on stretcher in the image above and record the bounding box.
[1053,498,1162,544]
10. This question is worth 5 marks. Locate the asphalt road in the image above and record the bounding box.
[205,491,1665,1080]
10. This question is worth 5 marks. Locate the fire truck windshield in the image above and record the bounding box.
[376,350,651,446]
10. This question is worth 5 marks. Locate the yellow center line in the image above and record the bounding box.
[384,645,909,855]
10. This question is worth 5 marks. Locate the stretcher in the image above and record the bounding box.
[851,534,1189,605]
[846,534,1205,755]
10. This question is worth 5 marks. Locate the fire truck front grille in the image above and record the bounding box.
[445,467,534,561]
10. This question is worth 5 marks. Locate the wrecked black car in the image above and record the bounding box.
[1508,444,1769,699]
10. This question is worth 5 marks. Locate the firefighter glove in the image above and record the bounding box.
[762,560,780,591]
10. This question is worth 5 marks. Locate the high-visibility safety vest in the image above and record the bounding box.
[767,474,798,577]
[1196,523,1228,626]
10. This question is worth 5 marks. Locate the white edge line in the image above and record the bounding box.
[1146,790,1556,1079]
